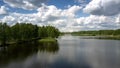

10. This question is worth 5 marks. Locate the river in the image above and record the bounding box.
[0,35,120,68]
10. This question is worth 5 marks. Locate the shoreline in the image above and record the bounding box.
[0,37,57,47]
[0,37,41,47]
[72,34,120,40]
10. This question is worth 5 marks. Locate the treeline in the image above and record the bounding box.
[71,29,120,36]
[0,23,60,45]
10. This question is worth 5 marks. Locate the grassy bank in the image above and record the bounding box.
[39,37,57,43]
[71,29,120,40]
[39,37,57,46]
[0,37,57,47]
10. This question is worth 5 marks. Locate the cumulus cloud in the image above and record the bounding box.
[0,6,8,15]
[83,0,120,16]
[66,15,119,31]
[77,15,120,30]
[0,4,120,32]
[3,0,48,10]
[0,5,82,31]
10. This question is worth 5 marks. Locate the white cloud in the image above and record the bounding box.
[0,5,82,30]
[0,5,120,32]
[76,15,120,30]
[62,5,82,17]
[115,15,120,24]
[0,6,8,15]
[83,0,120,16]
[3,0,48,10]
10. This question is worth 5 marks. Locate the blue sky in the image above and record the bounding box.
[0,0,90,15]
[0,0,120,32]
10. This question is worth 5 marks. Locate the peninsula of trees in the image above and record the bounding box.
[0,23,60,45]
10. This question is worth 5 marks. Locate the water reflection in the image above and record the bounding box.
[38,42,59,53]
[0,35,120,68]
[0,41,59,66]
[57,35,120,68]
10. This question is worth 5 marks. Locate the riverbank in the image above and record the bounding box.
[0,37,57,47]
[0,38,41,47]
[39,37,58,46]
[71,29,120,40]
[39,37,57,43]
[72,34,120,40]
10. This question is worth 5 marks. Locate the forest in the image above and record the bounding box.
[71,29,120,36]
[0,23,60,45]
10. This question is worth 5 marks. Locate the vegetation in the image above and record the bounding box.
[38,26,60,38]
[0,22,60,46]
[39,37,57,43]
[71,29,120,39]
[39,37,58,47]
[71,29,120,36]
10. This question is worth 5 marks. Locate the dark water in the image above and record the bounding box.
[0,35,120,68]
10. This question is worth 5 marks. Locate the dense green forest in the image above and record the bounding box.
[0,23,60,45]
[71,29,120,36]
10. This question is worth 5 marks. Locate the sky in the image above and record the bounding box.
[0,0,120,32]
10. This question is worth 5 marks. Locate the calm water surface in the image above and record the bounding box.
[0,35,120,68]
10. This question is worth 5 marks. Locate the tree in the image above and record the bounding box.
[0,23,11,45]
[0,22,60,45]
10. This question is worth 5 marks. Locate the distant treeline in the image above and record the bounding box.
[71,29,120,36]
[0,23,60,45]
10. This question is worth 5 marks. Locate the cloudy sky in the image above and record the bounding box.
[0,0,120,32]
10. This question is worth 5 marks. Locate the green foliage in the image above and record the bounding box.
[0,23,60,45]
[38,26,60,38]
[39,37,57,43]
[72,29,120,36]
[10,23,39,41]
[0,23,11,45]
[113,29,120,35]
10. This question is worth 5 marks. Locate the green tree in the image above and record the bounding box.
[0,23,11,45]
